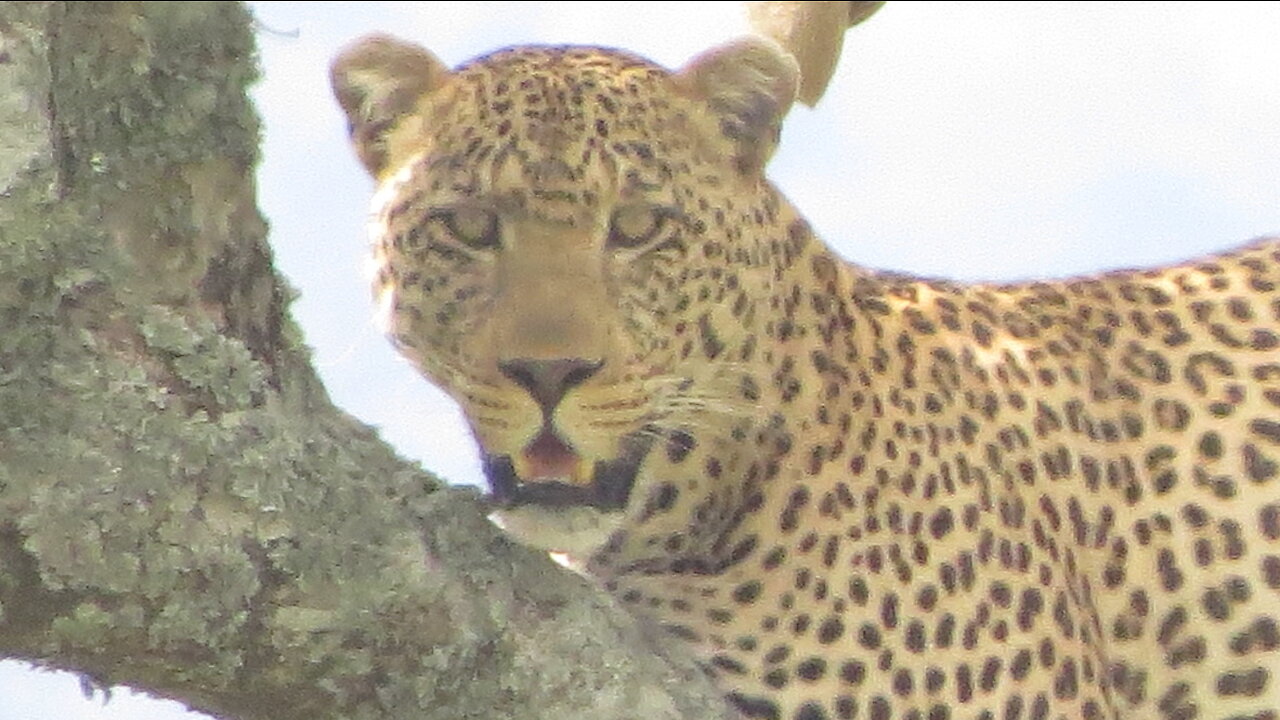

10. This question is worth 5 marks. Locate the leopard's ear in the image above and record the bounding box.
[676,37,799,174]
[331,34,451,178]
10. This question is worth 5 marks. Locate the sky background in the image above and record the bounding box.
[3,2,1279,718]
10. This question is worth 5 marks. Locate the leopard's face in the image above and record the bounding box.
[333,38,798,556]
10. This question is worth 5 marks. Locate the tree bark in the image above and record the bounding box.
[0,3,733,719]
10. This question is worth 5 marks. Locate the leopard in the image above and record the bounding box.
[330,32,1280,720]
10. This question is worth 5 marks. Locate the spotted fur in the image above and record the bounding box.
[332,34,1280,720]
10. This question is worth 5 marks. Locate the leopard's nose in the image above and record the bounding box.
[498,357,604,413]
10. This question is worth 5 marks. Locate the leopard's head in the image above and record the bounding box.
[332,35,798,558]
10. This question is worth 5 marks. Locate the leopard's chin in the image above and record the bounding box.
[482,432,653,554]
[487,504,623,558]
[482,431,653,511]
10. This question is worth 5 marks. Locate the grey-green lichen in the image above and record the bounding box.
[0,3,732,719]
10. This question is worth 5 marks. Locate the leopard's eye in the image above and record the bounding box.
[433,206,500,250]
[608,205,669,249]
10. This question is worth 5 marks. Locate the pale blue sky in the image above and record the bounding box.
[3,3,1278,718]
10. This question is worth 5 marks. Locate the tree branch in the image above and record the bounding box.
[0,4,732,718]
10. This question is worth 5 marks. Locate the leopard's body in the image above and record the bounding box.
[331,34,1280,720]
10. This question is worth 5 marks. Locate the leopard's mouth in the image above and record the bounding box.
[484,429,653,510]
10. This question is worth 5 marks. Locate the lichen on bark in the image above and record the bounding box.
[0,3,732,718]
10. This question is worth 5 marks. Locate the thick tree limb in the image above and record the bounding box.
[0,4,732,718]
